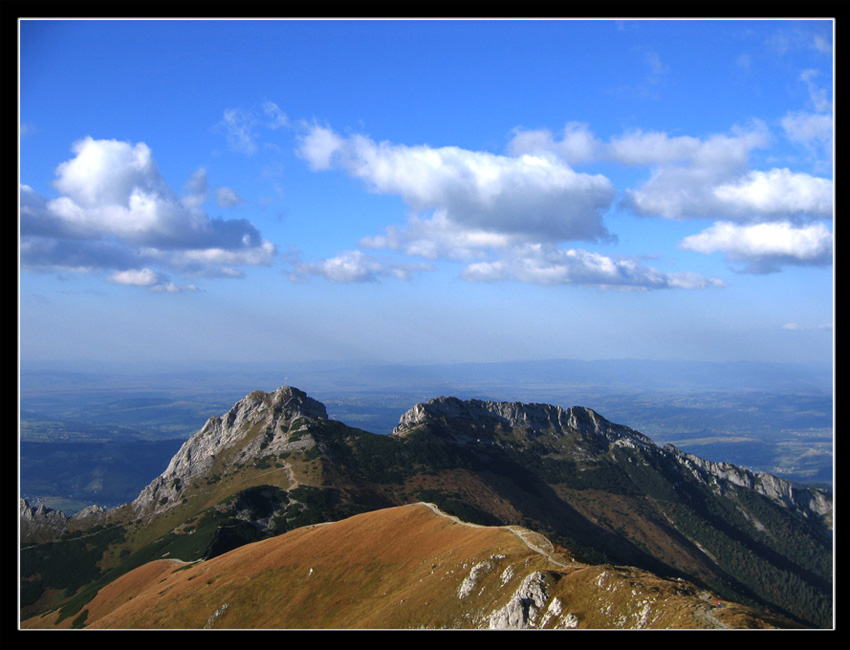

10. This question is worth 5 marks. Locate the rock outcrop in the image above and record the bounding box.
[132,386,328,516]
[20,498,68,542]
[392,396,654,447]
[663,445,832,529]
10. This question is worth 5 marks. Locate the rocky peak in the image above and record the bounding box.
[20,498,69,542]
[132,386,328,515]
[391,396,652,448]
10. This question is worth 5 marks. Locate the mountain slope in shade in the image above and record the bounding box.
[21,503,792,630]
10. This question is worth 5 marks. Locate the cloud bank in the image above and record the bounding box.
[506,120,833,274]
[293,123,728,289]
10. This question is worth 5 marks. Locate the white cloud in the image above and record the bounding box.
[291,249,433,284]
[107,267,162,287]
[781,111,833,171]
[680,221,833,273]
[783,322,832,331]
[711,169,832,219]
[183,167,209,210]
[812,34,832,55]
[509,121,769,171]
[619,147,832,223]
[644,51,669,83]
[800,69,831,112]
[295,123,344,170]
[106,267,200,292]
[150,281,200,293]
[297,124,616,244]
[297,118,833,287]
[782,111,833,147]
[219,108,259,154]
[508,119,831,226]
[297,123,734,290]
[507,122,601,166]
[461,244,725,290]
[262,101,289,129]
[613,124,768,169]
[360,211,521,261]
[20,137,275,287]
[215,186,244,207]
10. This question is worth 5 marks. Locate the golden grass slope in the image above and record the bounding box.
[23,503,793,630]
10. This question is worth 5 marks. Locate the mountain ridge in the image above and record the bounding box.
[20,385,833,628]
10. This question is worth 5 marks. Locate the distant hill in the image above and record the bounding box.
[20,386,833,629]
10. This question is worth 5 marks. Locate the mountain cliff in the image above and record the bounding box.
[20,386,833,629]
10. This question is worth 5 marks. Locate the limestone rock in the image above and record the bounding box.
[664,445,832,528]
[487,571,550,629]
[392,396,653,448]
[20,498,68,542]
[132,386,328,516]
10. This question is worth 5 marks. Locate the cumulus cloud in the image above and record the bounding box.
[20,137,275,288]
[460,243,725,289]
[611,124,769,169]
[296,117,831,286]
[626,166,833,222]
[297,123,616,244]
[680,221,833,273]
[621,149,832,226]
[711,169,832,219]
[509,120,769,171]
[106,268,200,293]
[507,122,601,166]
[509,121,832,225]
[290,249,433,284]
[295,123,727,289]
[360,211,521,261]
[107,267,163,287]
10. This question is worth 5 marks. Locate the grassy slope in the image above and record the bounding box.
[23,504,791,630]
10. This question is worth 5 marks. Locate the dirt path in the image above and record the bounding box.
[415,502,570,568]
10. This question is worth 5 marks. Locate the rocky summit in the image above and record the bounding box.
[20,386,833,629]
[392,396,653,446]
[132,386,328,516]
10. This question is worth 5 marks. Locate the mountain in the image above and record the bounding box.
[21,503,793,630]
[20,386,833,629]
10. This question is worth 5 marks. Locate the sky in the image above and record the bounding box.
[18,19,835,368]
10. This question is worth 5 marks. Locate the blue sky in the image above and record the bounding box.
[19,19,834,367]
